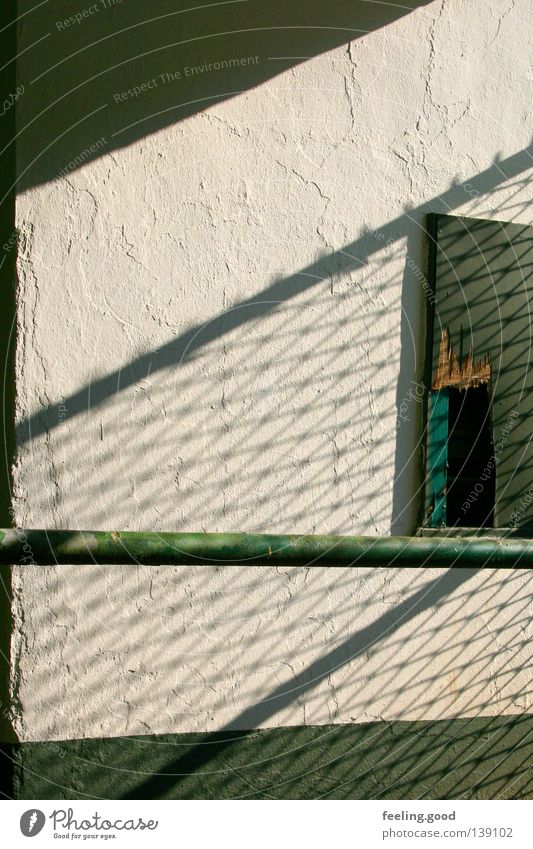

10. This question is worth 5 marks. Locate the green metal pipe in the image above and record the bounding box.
[1,528,533,568]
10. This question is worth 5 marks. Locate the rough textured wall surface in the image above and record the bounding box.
[12,0,533,741]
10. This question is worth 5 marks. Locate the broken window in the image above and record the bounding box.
[421,214,533,532]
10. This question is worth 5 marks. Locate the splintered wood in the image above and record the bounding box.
[432,328,491,390]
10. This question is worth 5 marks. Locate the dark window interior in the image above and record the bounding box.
[446,387,495,527]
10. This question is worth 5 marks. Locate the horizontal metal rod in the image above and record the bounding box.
[1,529,533,568]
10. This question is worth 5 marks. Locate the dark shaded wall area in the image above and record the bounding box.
[12,716,533,800]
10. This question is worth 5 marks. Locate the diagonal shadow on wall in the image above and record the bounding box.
[13,0,433,193]
[14,142,533,535]
[124,565,476,798]
[4,0,533,802]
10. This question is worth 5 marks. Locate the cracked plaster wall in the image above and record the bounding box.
[11,0,533,740]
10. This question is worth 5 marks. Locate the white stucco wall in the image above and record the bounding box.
[11,0,533,740]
